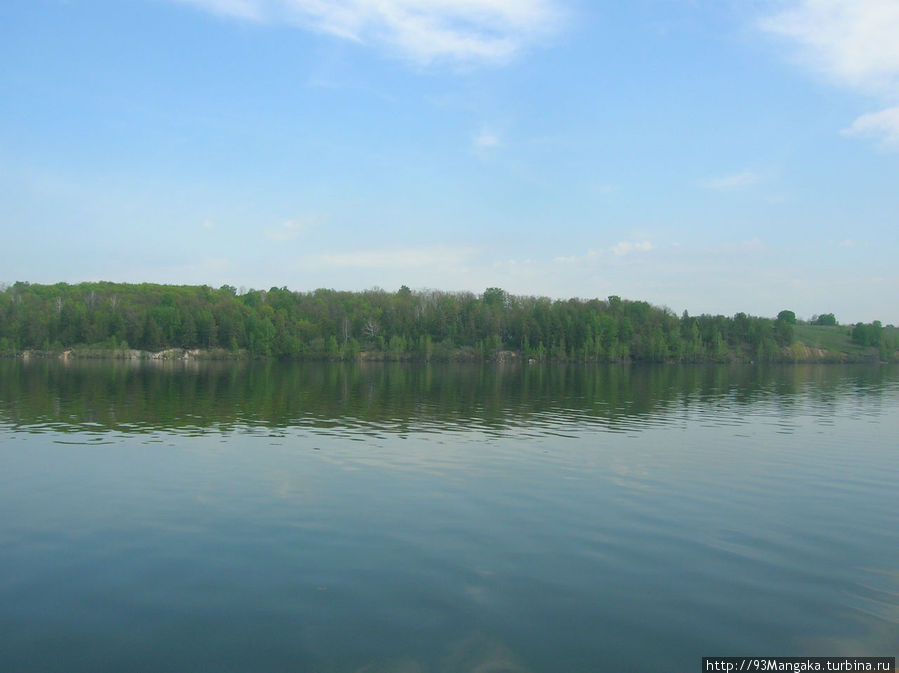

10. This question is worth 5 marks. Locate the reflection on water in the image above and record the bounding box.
[0,360,897,673]
[1,359,896,437]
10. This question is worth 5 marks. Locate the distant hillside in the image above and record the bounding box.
[794,324,898,361]
[1,282,895,363]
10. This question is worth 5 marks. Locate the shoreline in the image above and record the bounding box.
[4,345,889,365]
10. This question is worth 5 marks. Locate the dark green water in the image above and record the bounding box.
[1,360,897,672]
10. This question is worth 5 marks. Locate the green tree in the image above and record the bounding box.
[812,313,837,326]
[774,318,794,347]
[852,321,882,347]
[777,310,797,324]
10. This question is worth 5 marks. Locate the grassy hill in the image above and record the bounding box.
[793,324,898,361]
[794,325,865,354]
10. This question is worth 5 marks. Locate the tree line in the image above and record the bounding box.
[0,281,890,362]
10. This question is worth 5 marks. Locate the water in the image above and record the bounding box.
[1,360,897,672]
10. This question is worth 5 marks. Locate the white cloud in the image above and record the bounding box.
[761,1,899,149]
[610,241,652,257]
[841,105,899,149]
[265,218,313,241]
[761,0,899,92]
[472,126,501,159]
[553,249,598,265]
[700,170,762,191]
[473,128,499,150]
[553,242,655,263]
[312,246,474,269]
[170,0,565,65]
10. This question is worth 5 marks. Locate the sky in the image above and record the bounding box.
[2,0,898,323]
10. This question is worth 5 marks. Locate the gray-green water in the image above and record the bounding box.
[1,360,897,672]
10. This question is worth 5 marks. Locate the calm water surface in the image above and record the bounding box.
[1,361,897,672]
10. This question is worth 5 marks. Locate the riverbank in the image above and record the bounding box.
[5,343,892,364]
[16,347,240,361]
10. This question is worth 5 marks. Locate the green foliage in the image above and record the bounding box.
[777,310,797,324]
[852,321,883,347]
[774,315,794,347]
[811,313,837,326]
[12,281,883,363]
[482,287,506,308]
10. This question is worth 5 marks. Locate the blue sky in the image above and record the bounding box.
[2,0,898,323]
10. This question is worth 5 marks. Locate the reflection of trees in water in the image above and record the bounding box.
[0,359,894,435]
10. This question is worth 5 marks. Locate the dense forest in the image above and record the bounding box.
[0,282,895,362]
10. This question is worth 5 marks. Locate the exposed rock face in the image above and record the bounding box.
[47,348,203,361]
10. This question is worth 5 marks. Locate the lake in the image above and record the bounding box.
[1,360,897,672]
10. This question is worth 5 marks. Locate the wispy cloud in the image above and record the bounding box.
[312,246,474,269]
[265,217,314,242]
[553,241,654,264]
[611,240,652,257]
[170,0,565,65]
[760,0,899,149]
[472,126,501,158]
[841,105,899,149]
[700,170,762,191]
[553,249,597,265]
[761,0,899,91]
[473,127,500,150]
